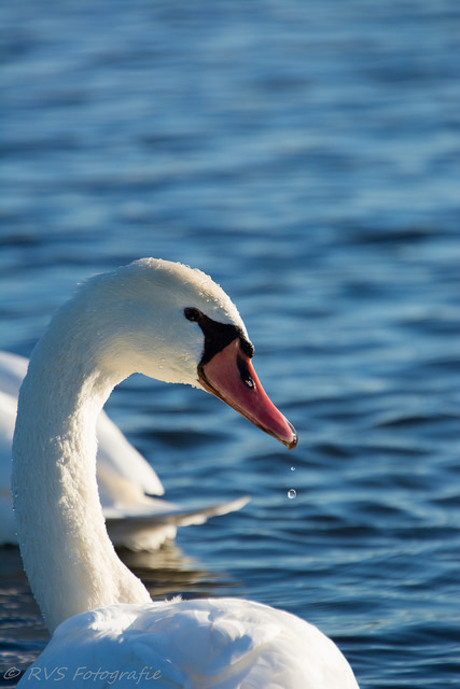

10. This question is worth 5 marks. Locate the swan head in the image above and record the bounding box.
[75,258,297,449]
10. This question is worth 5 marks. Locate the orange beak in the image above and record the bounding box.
[198,339,297,449]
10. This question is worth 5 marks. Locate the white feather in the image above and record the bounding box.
[12,259,359,688]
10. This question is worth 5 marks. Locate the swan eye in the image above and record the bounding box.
[184,307,201,322]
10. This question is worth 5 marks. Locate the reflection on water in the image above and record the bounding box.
[118,542,243,601]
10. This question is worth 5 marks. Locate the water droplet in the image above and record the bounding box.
[287,489,296,500]
[290,466,296,472]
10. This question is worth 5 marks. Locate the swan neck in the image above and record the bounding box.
[12,322,150,633]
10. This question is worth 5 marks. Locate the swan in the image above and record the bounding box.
[0,350,248,549]
[12,258,359,688]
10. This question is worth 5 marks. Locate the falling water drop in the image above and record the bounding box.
[287,489,296,500]
[290,466,296,472]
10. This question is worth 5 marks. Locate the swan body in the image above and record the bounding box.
[0,350,247,549]
[12,258,359,688]
[21,599,356,688]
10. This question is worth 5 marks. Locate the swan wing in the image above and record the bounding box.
[105,496,250,550]
[95,410,164,497]
[19,599,359,689]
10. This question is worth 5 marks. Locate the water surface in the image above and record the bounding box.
[1,1,459,686]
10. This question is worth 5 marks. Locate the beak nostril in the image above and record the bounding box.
[237,355,255,389]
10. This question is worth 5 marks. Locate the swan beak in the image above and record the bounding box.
[198,339,297,449]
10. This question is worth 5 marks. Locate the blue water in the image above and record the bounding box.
[1,1,460,686]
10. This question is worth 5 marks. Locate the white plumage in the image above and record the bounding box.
[24,599,357,688]
[12,258,359,688]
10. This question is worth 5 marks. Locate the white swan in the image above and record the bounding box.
[0,350,248,549]
[12,258,359,688]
